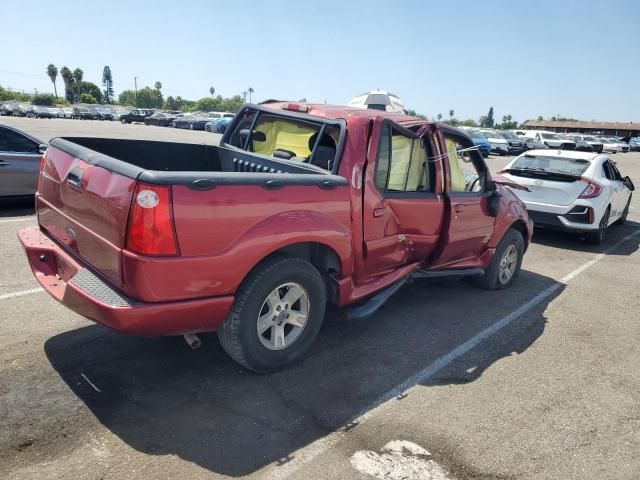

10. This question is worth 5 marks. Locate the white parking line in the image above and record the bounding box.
[268,228,640,480]
[0,216,35,224]
[0,287,43,301]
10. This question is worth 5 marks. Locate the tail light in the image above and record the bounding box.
[126,183,179,256]
[578,178,602,199]
[37,153,46,192]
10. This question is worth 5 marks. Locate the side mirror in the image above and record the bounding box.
[624,176,635,191]
[239,128,266,143]
[487,190,502,217]
[38,144,47,154]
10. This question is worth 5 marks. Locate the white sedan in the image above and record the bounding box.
[499,150,634,244]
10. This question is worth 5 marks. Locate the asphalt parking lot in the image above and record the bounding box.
[1,118,639,480]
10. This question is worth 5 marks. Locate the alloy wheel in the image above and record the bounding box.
[257,282,310,350]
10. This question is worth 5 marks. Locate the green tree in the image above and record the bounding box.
[436,113,443,121]
[536,115,544,121]
[164,95,177,110]
[131,86,163,108]
[496,114,517,130]
[78,81,103,103]
[60,66,75,103]
[79,93,97,104]
[73,68,84,100]
[209,86,215,96]
[118,90,137,106]
[32,93,56,106]
[154,81,162,90]
[458,119,478,127]
[405,109,427,120]
[46,64,58,102]
[248,87,254,103]
[102,66,114,104]
[449,109,454,120]
[480,106,495,127]
[195,97,221,112]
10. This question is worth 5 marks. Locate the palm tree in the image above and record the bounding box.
[73,68,83,102]
[248,87,254,103]
[449,109,454,120]
[46,64,58,102]
[209,86,215,97]
[437,113,443,121]
[242,90,248,103]
[60,66,75,103]
[155,81,162,90]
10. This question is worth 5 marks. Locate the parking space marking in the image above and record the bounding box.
[269,228,640,480]
[0,216,36,224]
[0,287,43,301]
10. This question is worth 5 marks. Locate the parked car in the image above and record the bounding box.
[144,112,176,126]
[500,150,634,244]
[59,107,73,118]
[0,104,13,116]
[206,116,234,133]
[19,102,532,372]
[608,137,630,153]
[560,134,591,152]
[523,131,576,150]
[629,137,640,151]
[0,123,47,197]
[571,135,604,153]
[26,106,56,119]
[498,130,526,155]
[479,129,510,155]
[523,136,548,150]
[12,104,30,117]
[172,114,199,129]
[596,137,621,154]
[72,107,97,120]
[120,109,154,124]
[464,129,491,157]
[93,108,114,120]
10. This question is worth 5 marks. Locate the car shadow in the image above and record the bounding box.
[531,221,640,255]
[0,196,35,217]
[43,269,561,477]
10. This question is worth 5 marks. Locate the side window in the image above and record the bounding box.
[602,161,614,180]
[444,133,484,193]
[609,161,623,181]
[0,127,37,153]
[375,124,432,194]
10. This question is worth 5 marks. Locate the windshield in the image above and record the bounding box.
[541,133,562,140]
[511,155,591,176]
[466,129,486,139]
[501,131,518,139]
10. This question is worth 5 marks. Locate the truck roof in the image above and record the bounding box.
[259,101,426,127]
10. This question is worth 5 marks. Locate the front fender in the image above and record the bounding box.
[488,185,532,248]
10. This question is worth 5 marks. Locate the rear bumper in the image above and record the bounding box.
[17,225,234,335]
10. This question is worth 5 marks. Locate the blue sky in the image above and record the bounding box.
[3,0,639,122]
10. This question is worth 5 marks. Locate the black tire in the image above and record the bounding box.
[189,123,194,130]
[474,229,524,290]
[585,207,610,245]
[217,255,326,372]
[616,195,632,225]
[121,118,127,124]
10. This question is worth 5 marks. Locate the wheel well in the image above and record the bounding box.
[265,242,341,305]
[510,220,529,247]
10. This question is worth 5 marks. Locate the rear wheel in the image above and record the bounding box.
[121,118,127,124]
[474,229,524,290]
[217,255,326,372]
[189,123,194,130]
[586,207,610,244]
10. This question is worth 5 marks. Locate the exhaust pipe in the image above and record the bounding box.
[183,333,202,350]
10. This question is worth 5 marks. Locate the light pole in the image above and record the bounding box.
[134,76,138,106]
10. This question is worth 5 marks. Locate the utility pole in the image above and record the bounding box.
[134,76,138,106]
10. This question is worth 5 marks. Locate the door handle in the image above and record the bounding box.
[373,207,386,217]
[454,204,465,213]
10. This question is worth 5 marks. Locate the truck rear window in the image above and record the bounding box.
[226,108,341,171]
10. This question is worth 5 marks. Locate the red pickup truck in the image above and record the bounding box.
[19,103,532,372]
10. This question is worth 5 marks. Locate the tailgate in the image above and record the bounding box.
[37,141,138,286]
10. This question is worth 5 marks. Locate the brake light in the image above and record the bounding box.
[283,103,309,113]
[126,183,179,255]
[37,153,46,192]
[578,178,602,199]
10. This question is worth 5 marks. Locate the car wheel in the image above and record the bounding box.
[189,123,194,130]
[586,207,610,245]
[473,229,524,290]
[616,195,632,225]
[121,118,127,124]
[217,255,326,373]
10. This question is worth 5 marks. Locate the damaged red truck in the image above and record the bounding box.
[19,103,533,372]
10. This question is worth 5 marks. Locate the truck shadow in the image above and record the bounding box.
[44,269,561,477]
[531,221,640,255]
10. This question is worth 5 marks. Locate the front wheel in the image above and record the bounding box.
[474,229,524,290]
[217,255,326,372]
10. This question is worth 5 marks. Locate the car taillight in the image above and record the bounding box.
[126,183,179,256]
[578,178,602,199]
[37,153,47,192]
